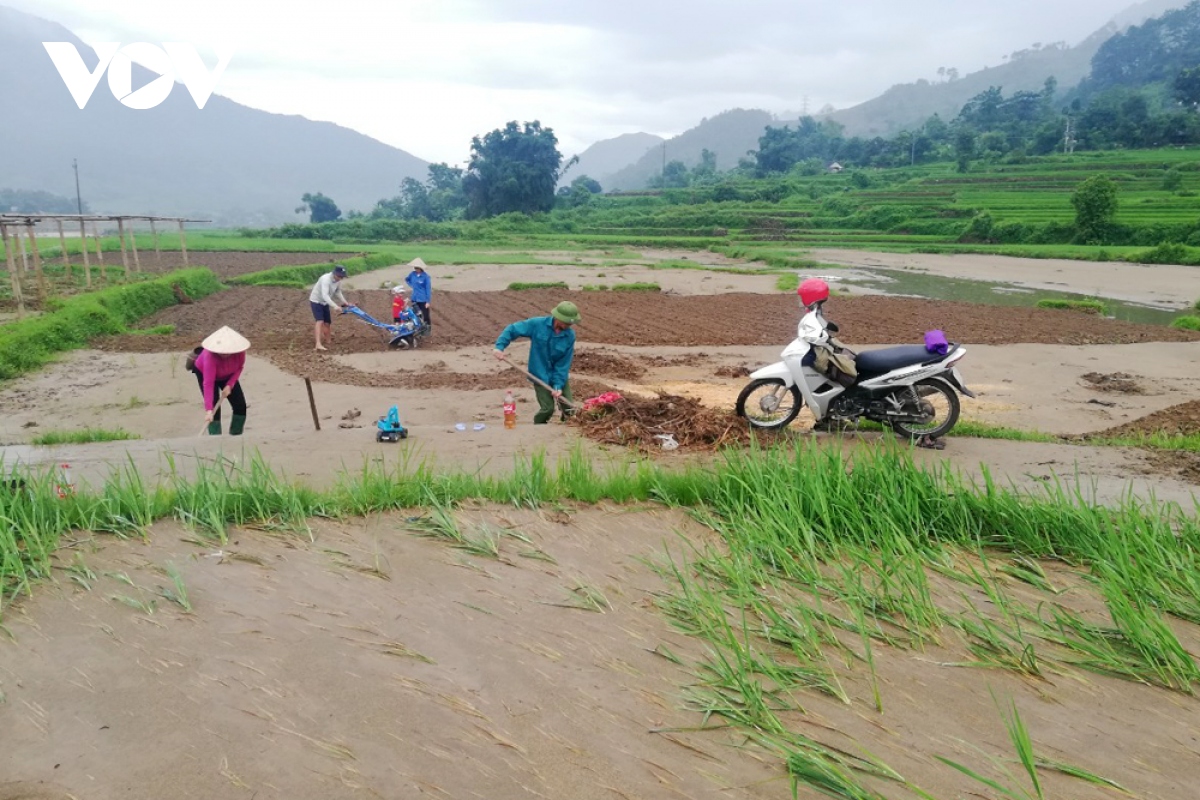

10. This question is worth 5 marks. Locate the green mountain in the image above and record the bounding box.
[826,0,1189,138]
[825,43,1100,138]
[603,109,775,191]
[0,5,429,225]
[561,133,663,190]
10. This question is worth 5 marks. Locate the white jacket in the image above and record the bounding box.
[309,272,348,307]
[797,307,829,345]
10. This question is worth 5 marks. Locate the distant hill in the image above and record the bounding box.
[604,109,774,191]
[1110,0,1189,28]
[825,0,1190,137]
[560,133,663,190]
[0,5,428,225]
[826,40,1103,138]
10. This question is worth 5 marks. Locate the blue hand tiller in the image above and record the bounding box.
[341,305,426,349]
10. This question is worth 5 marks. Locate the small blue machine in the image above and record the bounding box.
[342,305,426,349]
[376,405,408,442]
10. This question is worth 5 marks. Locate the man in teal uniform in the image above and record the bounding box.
[493,301,580,424]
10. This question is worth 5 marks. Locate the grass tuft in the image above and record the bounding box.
[1035,298,1106,314]
[507,281,569,291]
[31,428,138,446]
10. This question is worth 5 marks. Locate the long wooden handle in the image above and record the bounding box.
[500,358,579,408]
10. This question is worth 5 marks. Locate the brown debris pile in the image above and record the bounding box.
[1082,372,1144,394]
[714,364,752,378]
[571,392,763,451]
[1096,399,1200,439]
[572,349,646,381]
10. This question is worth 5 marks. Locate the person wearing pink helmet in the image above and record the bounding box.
[796,277,832,345]
[793,278,858,431]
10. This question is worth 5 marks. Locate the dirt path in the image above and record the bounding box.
[2,505,1198,800]
[0,508,779,800]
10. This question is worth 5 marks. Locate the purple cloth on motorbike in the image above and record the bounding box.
[924,329,949,355]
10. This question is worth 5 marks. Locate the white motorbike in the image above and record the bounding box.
[735,324,975,439]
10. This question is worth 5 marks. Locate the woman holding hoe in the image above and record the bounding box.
[187,326,251,436]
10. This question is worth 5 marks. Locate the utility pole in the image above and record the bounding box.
[73,158,83,215]
[661,141,666,184]
[911,134,917,166]
[1063,116,1076,154]
[802,95,809,116]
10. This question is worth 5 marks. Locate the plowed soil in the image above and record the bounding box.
[1098,399,1200,438]
[86,278,1200,469]
[100,287,1200,357]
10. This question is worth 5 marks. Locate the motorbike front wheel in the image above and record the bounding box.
[890,379,960,440]
[736,379,803,430]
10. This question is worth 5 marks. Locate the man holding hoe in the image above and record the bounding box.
[493,301,580,424]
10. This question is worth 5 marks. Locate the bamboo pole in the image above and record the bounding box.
[178,220,189,266]
[92,222,105,284]
[150,219,161,269]
[128,219,141,273]
[1,224,25,318]
[305,378,321,431]
[92,222,104,261]
[117,218,130,279]
[16,226,27,279]
[78,219,92,288]
[56,219,71,281]
[26,225,46,304]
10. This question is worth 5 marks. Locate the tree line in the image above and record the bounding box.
[296,1,1200,223]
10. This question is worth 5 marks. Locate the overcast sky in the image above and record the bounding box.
[15,0,1147,165]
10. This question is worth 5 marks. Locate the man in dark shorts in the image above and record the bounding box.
[309,264,350,351]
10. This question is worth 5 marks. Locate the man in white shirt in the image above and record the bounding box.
[309,264,350,351]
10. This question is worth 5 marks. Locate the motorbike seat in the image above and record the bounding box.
[856,345,950,379]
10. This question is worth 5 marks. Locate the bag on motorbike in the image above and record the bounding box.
[813,339,858,388]
[924,329,949,355]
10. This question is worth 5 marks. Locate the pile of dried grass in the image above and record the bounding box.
[571,392,764,451]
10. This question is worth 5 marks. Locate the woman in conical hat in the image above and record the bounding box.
[405,258,432,335]
[188,326,251,436]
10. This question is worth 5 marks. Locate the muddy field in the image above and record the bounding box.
[103,286,1200,357]
[86,279,1200,453]
[5,254,1200,800]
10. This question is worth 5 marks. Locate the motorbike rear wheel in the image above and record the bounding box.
[890,379,960,440]
[736,378,803,430]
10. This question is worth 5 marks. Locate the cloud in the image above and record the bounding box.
[9,0,1150,163]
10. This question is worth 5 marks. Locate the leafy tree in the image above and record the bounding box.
[1072,175,1119,244]
[462,121,570,218]
[370,164,467,222]
[755,116,844,174]
[651,160,691,189]
[954,131,975,173]
[296,192,341,223]
[557,174,603,207]
[1174,66,1200,109]
[424,164,467,220]
[1087,3,1200,95]
[690,148,719,183]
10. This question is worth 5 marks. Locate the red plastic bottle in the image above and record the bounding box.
[503,390,517,429]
